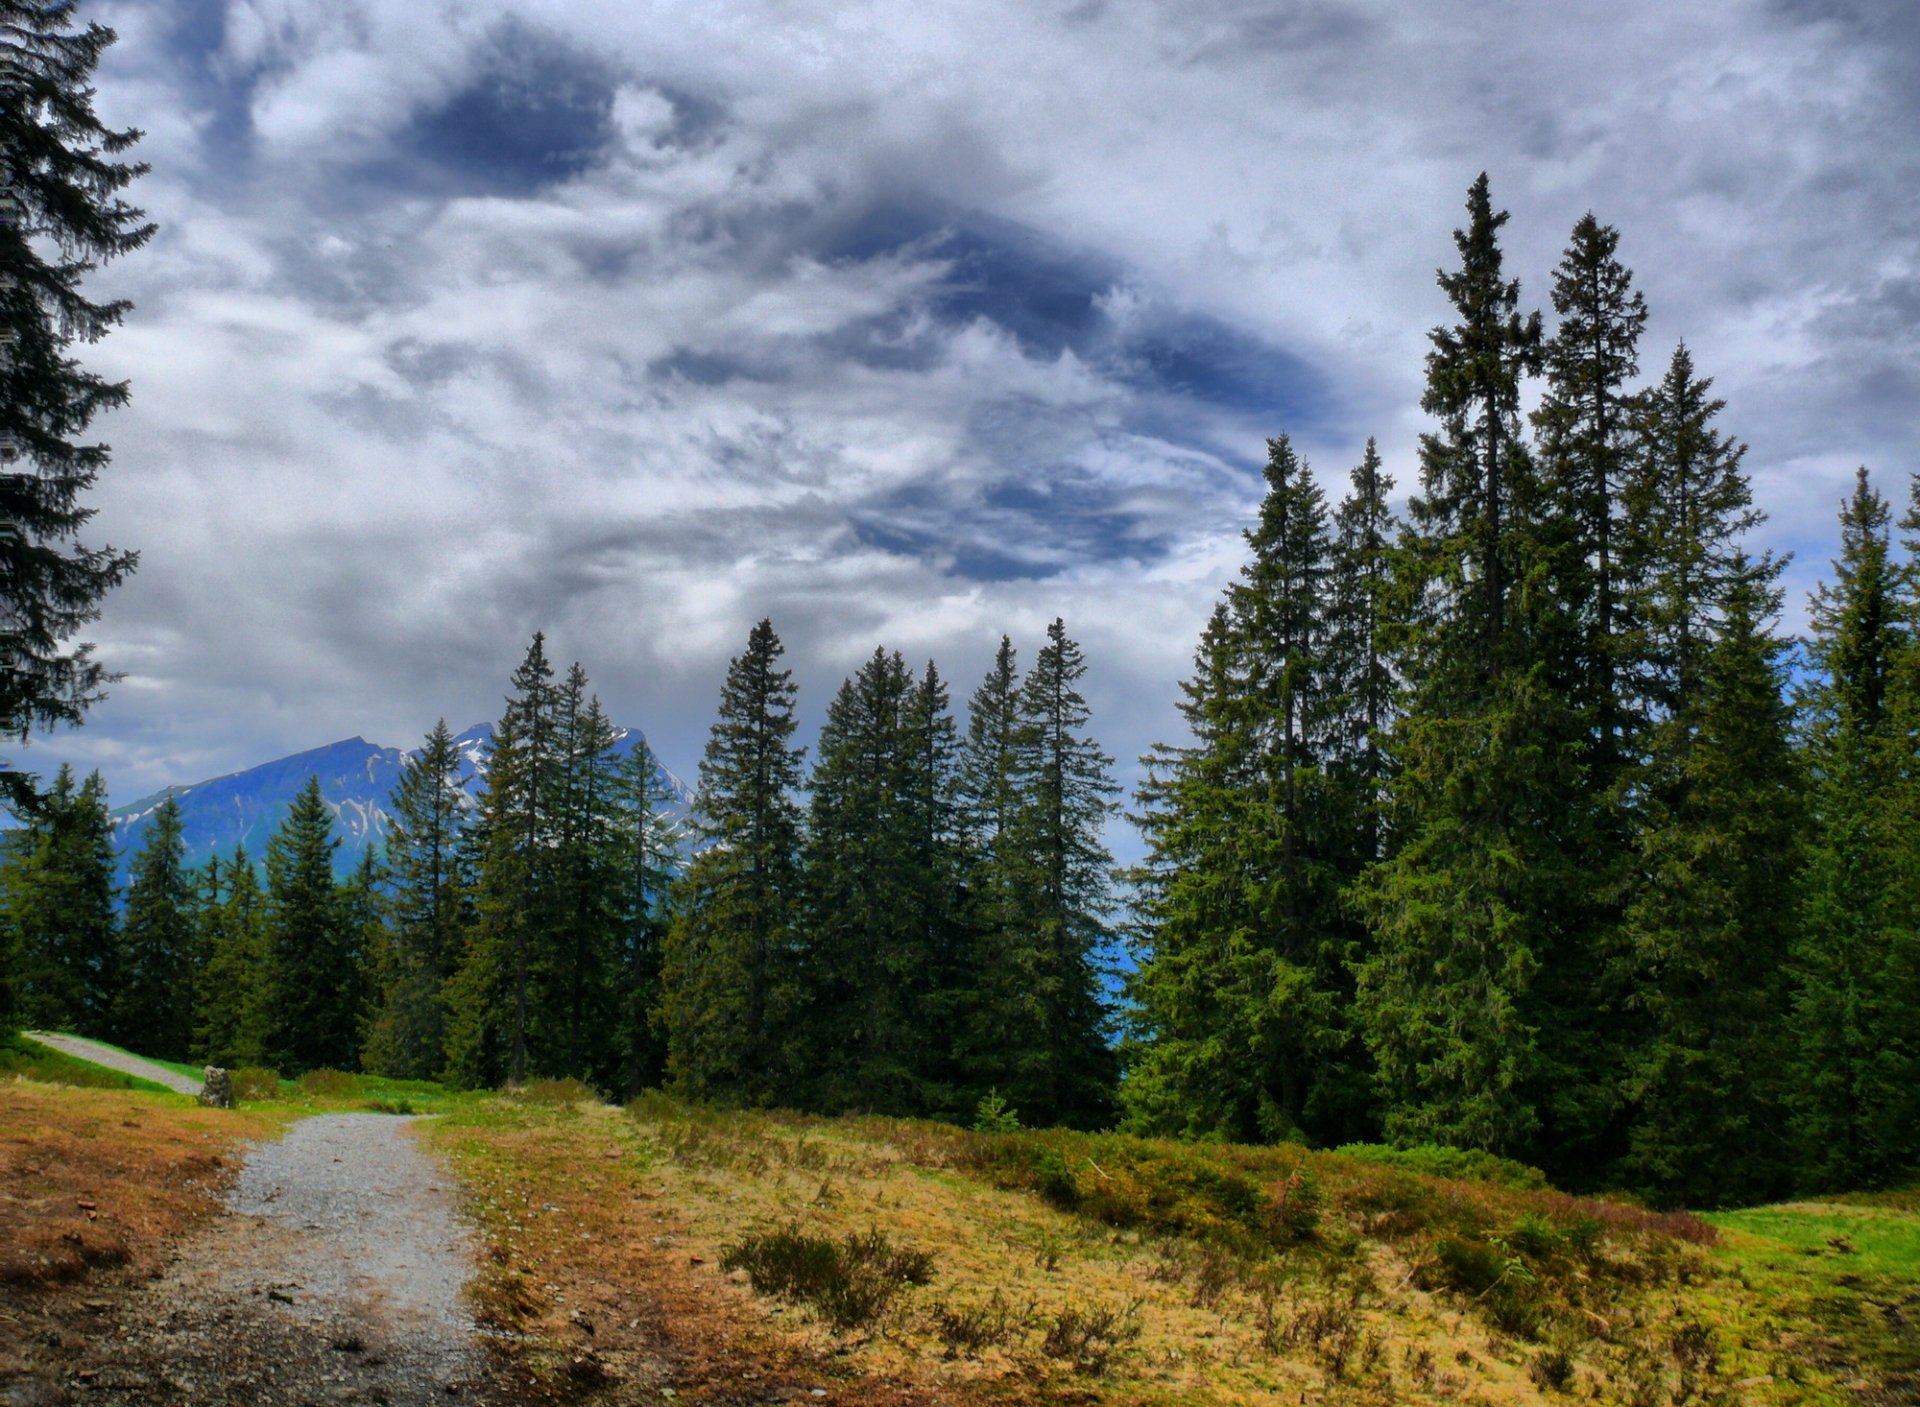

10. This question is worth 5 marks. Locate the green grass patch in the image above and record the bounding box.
[1706,1200,1920,1397]
[26,1032,206,1083]
[1331,1141,1550,1190]
[0,1035,178,1094]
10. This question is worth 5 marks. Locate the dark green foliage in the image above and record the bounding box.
[663,618,806,1104]
[1001,618,1120,1128]
[796,649,963,1116]
[114,797,196,1059]
[1615,570,1802,1206]
[363,720,466,1079]
[1787,470,1920,1190]
[610,733,681,1098]
[263,776,356,1072]
[1126,436,1375,1146]
[1331,1144,1549,1191]
[1,766,117,1036]
[193,846,270,1068]
[1354,176,1581,1162]
[0,3,151,809]
[445,634,559,1087]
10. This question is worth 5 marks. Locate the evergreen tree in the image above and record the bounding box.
[263,777,354,1072]
[1001,618,1119,1127]
[662,619,805,1104]
[953,636,1030,1104]
[0,2,151,808]
[540,676,623,1083]
[1615,568,1801,1205]
[1788,469,1920,1188]
[1354,176,1585,1161]
[797,648,924,1111]
[1534,213,1648,777]
[445,634,559,1087]
[899,660,970,1114]
[115,796,196,1059]
[194,845,269,1068]
[1127,437,1377,1145]
[610,734,681,1097]
[363,720,467,1079]
[1325,439,1398,869]
[3,765,116,1034]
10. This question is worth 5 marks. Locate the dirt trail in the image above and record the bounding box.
[22,1031,203,1095]
[73,1114,524,1406]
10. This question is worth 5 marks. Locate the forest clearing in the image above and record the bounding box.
[2,1036,1916,1406]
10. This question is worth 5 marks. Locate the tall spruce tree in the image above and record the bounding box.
[194,846,270,1068]
[3,765,116,1034]
[1354,175,1588,1162]
[610,734,681,1097]
[541,676,623,1084]
[1788,469,1920,1189]
[662,619,806,1104]
[797,647,933,1113]
[1615,567,1801,1205]
[363,720,467,1079]
[263,777,355,1072]
[0,3,152,809]
[115,795,196,1059]
[998,618,1119,1128]
[445,635,559,1087]
[1325,439,1397,870]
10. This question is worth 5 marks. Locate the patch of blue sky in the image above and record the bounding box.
[380,32,618,197]
[155,0,255,177]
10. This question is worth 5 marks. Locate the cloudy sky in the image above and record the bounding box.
[24,0,1920,824]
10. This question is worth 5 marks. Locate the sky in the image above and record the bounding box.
[21,0,1920,833]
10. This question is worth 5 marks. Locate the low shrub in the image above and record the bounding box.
[929,1289,1020,1357]
[296,1068,358,1098]
[1040,1298,1141,1375]
[1333,1142,1550,1191]
[229,1066,283,1101]
[721,1225,934,1331]
[510,1077,598,1106]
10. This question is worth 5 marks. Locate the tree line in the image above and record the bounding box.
[0,618,1123,1130]
[6,174,1917,1208]
[1125,176,1919,1206]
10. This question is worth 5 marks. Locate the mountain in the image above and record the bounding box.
[108,723,692,883]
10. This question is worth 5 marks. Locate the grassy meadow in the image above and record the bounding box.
[5,1037,1917,1404]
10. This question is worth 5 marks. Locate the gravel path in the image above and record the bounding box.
[80,1114,522,1405]
[22,1031,203,1095]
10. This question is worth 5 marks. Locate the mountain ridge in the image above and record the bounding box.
[108,724,692,882]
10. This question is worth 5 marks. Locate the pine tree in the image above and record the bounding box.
[263,777,354,1072]
[610,734,681,1097]
[899,660,969,1114]
[1002,618,1120,1127]
[662,619,806,1104]
[0,3,152,808]
[363,720,467,1079]
[193,845,269,1068]
[115,796,196,1059]
[445,634,559,1087]
[1325,439,1397,869]
[4,765,116,1034]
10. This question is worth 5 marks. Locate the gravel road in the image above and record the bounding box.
[22,1031,204,1096]
[77,1114,523,1405]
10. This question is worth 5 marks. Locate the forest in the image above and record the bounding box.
[5,176,1916,1211]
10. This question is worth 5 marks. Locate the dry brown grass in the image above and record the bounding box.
[0,1078,294,1389]
[425,1095,1792,1407]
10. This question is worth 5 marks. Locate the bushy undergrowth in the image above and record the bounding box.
[1333,1141,1550,1190]
[229,1066,283,1100]
[721,1224,934,1330]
